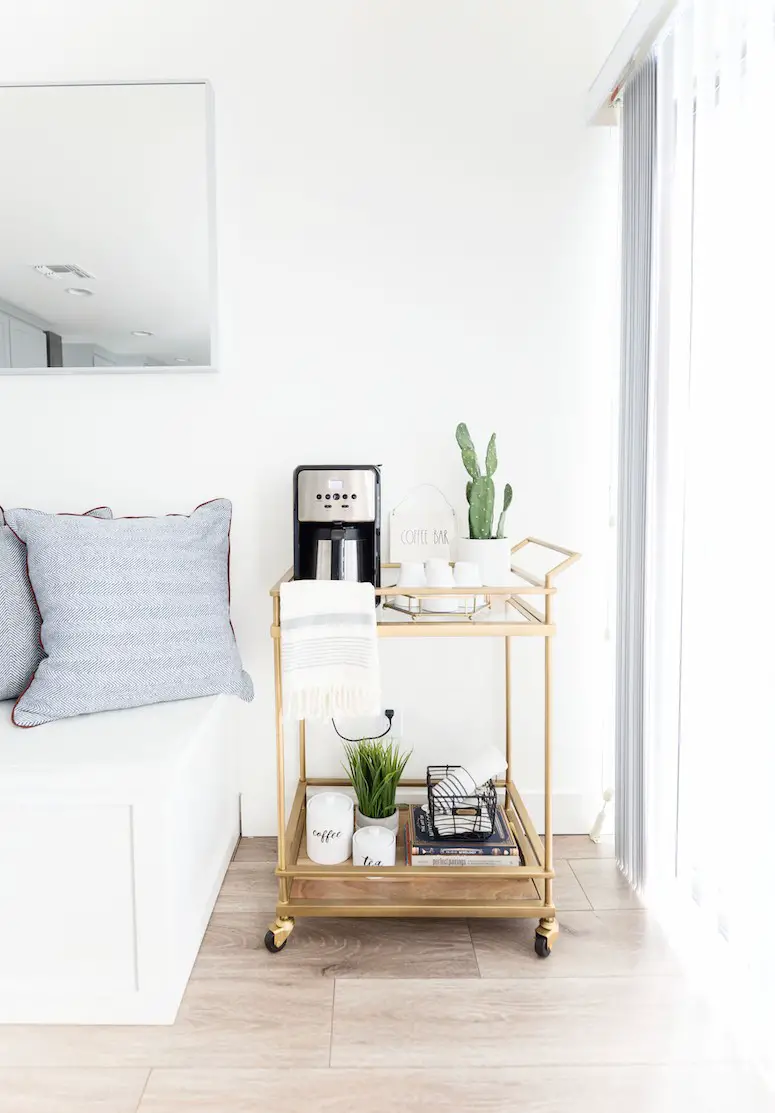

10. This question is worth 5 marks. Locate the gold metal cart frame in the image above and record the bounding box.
[266,537,579,957]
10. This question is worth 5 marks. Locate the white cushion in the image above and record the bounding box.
[0,695,222,800]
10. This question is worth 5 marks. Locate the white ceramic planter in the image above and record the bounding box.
[455,537,512,586]
[355,806,400,833]
[352,825,396,867]
[306,792,354,865]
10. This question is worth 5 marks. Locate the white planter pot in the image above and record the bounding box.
[455,537,513,586]
[306,792,354,865]
[355,806,399,833]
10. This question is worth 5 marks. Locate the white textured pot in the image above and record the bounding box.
[455,537,513,586]
[355,806,400,833]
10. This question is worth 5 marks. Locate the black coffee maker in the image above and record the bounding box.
[293,466,381,589]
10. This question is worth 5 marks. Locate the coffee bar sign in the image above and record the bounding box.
[389,485,457,563]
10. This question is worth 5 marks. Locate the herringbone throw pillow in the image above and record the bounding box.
[0,505,112,702]
[5,499,253,726]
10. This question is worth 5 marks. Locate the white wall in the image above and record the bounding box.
[0,1,630,833]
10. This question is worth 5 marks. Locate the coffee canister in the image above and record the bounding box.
[306,792,354,865]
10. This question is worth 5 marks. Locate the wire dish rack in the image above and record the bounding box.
[426,765,497,840]
[265,537,580,959]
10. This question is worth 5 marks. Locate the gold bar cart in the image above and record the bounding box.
[265,538,579,958]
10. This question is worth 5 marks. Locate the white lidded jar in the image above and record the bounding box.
[352,824,396,867]
[306,792,353,864]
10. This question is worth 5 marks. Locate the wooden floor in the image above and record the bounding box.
[1,835,771,1112]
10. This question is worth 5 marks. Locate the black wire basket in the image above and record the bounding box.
[426,764,497,840]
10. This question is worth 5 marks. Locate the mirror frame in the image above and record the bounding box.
[0,79,218,376]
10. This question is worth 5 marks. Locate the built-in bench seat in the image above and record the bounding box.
[0,696,239,1024]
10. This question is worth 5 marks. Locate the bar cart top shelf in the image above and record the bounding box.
[270,536,580,639]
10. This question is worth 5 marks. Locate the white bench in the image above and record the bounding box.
[0,696,239,1025]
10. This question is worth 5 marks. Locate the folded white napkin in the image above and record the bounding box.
[280,580,381,721]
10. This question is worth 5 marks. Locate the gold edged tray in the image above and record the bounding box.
[275,788,552,920]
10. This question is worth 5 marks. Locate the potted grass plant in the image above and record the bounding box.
[342,737,411,833]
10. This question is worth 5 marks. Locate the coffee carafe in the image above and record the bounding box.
[293,466,381,588]
[312,525,364,581]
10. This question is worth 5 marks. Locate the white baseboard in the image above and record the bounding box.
[518,792,600,836]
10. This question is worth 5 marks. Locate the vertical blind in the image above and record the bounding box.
[651,0,775,1075]
[615,55,657,890]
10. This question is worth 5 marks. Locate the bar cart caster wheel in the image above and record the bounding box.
[264,917,294,954]
[264,931,287,954]
[534,918,558,959]
[534,933,551,958]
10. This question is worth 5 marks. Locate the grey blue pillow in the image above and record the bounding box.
[0,505,112,702]
[4,498,253,726]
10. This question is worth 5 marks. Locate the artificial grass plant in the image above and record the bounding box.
[342,737,411,820]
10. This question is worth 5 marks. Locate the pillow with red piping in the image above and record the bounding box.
[0,505,112,701]
[5,499,252,727]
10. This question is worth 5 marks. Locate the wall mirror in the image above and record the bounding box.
[0,82,214,374]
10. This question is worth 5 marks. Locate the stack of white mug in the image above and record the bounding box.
[395,559,483,614]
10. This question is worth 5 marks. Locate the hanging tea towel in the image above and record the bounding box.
[280,580,381,720]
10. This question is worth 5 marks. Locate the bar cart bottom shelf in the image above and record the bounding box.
[263,802,559,958]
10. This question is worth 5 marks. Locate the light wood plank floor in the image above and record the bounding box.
[0,835,771,1112]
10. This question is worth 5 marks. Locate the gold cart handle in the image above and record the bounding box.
[511,537,581,585]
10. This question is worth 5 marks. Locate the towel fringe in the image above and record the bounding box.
[285,683,382,722]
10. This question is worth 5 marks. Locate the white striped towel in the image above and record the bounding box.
[280,580,381,721]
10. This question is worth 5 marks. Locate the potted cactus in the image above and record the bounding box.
[454,423,513,585]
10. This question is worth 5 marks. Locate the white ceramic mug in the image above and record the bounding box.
[424,558,455,613]
[306,792,354,865]
[352,824,396,867]
[453,560,483,612]
[396,561,426,613]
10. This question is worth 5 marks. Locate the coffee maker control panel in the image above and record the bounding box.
[296,467,378,523]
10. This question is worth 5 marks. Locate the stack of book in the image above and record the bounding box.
[406,804,523,867]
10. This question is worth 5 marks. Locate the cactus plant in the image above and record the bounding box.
[455,423,512,540]
[496,483,513,539]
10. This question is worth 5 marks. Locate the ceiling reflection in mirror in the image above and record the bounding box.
[0,82,212,372]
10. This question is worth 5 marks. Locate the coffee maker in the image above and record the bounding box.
[293,465,381,589]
